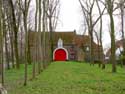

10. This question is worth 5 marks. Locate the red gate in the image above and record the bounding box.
[54,48,67,61]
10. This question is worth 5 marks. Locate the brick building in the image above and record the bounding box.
[28,31,104,62]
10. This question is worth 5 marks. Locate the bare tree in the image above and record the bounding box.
[24,0,31,86]
[32,0,39,79]
[42,0,47,68]
[18,0,31,86]
[4,0,20,69]
[7,13,15,68]
[2,1,10,70]
[105,0,116,72]
[79,0,105,64]
[47,0,60,61]
[37,0,43,74]
[4,25,10,70]
[0,0,4,86]
[9,0,20,69]
[96,0,105,69]
[119,0,125,64]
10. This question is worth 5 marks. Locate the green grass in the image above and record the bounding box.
[4,62,125,94]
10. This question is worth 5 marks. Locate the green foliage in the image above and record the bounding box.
[5,62,125,94]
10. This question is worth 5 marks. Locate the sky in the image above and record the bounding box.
[56,0,82,33]
[30,0,81,33]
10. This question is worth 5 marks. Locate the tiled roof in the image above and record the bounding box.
[28,31,103,54]
[74,35,91,47]
[53,32,75,44]
[28,31,76,46]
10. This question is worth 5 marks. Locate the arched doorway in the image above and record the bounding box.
[53,48,68,61]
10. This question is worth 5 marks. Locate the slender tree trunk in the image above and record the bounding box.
[2,14,10,69]
[20,29,23,63]
[4,31,10,69]
[49,16,53,61]
[89,15,94,65]
[0,36,4,85]
[23,1,28,86]
[22,0,31,86]
[106,0,116,72]
[9,0,20,69]
[14,31,19,68]
[120,4,125,64]
[24,14,28,86]
[0,0,4,85]
[32,0,38,79]
[9,25,15,68]
[27,33,31,65]
[99,17,105,69]
[90,32,94,65]
[42,0,46,69]
[6,8,15,68]
[38,0,43,74]
[110,13,116,72]
[96,0,105,69]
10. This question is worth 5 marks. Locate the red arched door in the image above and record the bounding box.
[54,49,67,61]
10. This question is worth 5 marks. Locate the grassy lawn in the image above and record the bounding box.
[4,61,125,94]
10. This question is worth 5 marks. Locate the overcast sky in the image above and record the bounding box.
[56,0,82,33]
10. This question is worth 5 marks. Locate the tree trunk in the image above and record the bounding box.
[120,5,125,64]
[27,33,31,65]
[6,7,15,68]
[23,2,28,86]
[90,32,94,65]
[96,0,105,68]
[106,0,116,72]
[110,13,116,72]
[9,25,15,68]
[38,0,43,74]
[89,15,94,65]
[49,16,53,61]
[32,0,38,79]
[0,0,4,85]
[100,18,105,69]
[42,0,47,69]
[23,0,31,86]
[20,29,23,63]
[4,31,10,69]
[9,0,20,69]
[24,14,28,86]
